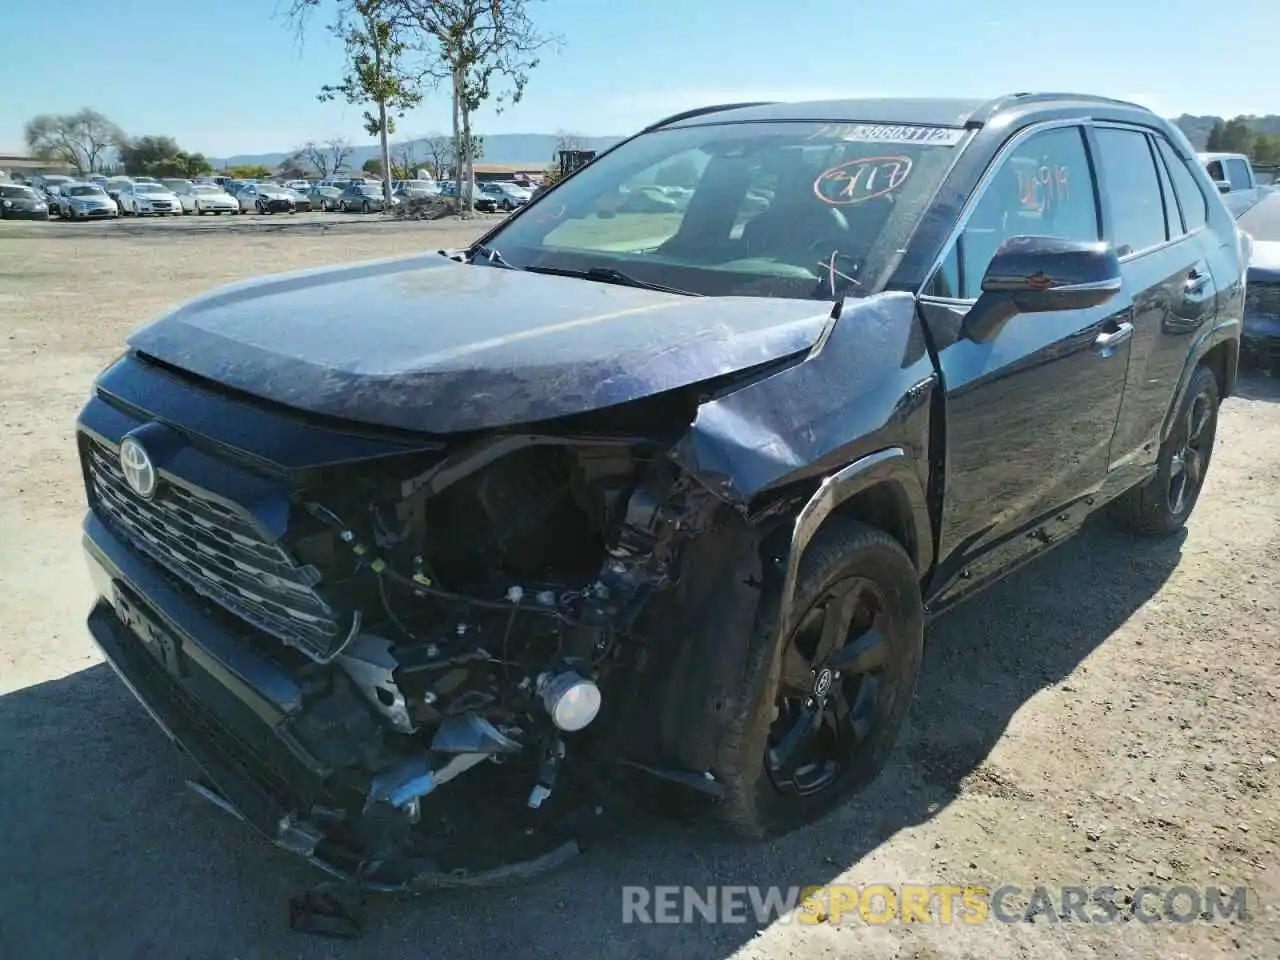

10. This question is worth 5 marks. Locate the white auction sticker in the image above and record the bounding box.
[809,123,967,146]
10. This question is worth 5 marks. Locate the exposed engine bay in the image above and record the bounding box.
[263,432,754,876]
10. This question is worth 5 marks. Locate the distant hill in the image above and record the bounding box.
[1172,114,1280,150]
[211,133,625,171]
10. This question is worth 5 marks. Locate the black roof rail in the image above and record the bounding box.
[642,102,776,132]
[997,91,1151,112]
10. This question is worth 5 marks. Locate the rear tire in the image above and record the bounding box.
[1110,364,1220,536]
[713,519,923,838]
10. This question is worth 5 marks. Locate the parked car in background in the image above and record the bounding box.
[392,179,438,199]
[338,181,398,213]
[117,181,182,216]
[480,180,531,211]
[287,187,312,212]
[0,182,49,219]
[160,179,195,212]
[1240,196,1280,369]
[236,182,296,214]
[33,174,75,204]
[439,181,498,212]
[188,183,238,215]
[56,182,118,220]
[1199,152,1264,218]
[104,177,132,206]
[285,179,312,193]
[308,184,343,211]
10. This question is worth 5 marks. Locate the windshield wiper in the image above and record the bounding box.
[469,244,516,268]
[524,265,702,296]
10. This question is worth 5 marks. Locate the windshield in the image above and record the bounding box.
[193,185,224,194]
[358,184,383,195]
[1,185,38,199]
[484,119,966,299]
[67,185,106,196]
[137,183,170,193]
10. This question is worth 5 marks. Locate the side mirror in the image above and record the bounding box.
[965,236,1123,342]
[1215,180,1232,194]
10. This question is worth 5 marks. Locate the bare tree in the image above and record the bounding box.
[392,137,421,178]
[422,133,451,178]
[24,109,126,174]
[400,0,557,216]
[553,129,585,156]
[327,136,354,174]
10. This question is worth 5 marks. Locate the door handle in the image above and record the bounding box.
[1094,321,1133,354]
[1185,270,1209,295]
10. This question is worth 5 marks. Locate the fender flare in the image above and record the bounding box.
[1160,318,1240,444]
[773,447,932,653]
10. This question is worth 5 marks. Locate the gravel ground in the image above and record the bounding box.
[0,217,1277,960]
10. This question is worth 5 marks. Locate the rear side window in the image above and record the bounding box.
[1224,157,1253,189]
[930,125,1099,299]
[1150,136,1180,239]
[1093,127,1167,257]
[1155,138,1207,232]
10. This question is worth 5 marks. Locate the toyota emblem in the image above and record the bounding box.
[119,436,157,499]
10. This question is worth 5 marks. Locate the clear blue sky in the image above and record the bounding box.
[1,0,1276,157]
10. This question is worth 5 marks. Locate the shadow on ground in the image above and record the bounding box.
[1234,366,1280,402]
[0,521,1184,960]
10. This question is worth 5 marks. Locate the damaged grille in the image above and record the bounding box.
[82,434,346,659]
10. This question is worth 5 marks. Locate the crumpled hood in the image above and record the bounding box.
[127,254,833,433]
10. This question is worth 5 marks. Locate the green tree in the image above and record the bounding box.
[1252,132,1280,165]
[23,109,125,174]
[362,156,385,176]
[1205,119,1225,152]
[290,0,422,212]
[225,164,273,179]
[1218,117,1254,154]
[401,0,555,216]
[117,135,212,178]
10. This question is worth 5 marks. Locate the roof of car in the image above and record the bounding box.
[653,92,1155,131]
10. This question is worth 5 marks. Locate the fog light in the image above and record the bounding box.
[539,670,601,732]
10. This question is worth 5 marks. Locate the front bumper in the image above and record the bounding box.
[258,198,294,212]
[1,207,48,219]
[82,511,578,890]
[68,206,117,219]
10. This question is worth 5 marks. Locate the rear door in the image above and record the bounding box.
[920,121,1133,608]
[1094,125,1219,484]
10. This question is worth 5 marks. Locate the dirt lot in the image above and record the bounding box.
[0,217,1277,960]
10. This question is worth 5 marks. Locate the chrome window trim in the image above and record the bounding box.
[919,117,1095,298]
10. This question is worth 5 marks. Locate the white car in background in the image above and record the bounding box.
[188,183,238,215]
[117,181,183,216]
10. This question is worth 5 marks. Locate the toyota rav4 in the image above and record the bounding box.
[77,93,1246,890]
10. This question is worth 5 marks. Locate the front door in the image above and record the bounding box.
[919,122,1132,610]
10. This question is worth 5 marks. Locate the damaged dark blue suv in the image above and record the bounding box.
[78,93,1246,890]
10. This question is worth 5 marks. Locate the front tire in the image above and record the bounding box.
[713,519,923,838]
[1110,364,1220,536]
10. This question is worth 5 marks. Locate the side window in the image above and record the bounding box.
[1155,138,1207,232]
[1224,157,1253,189]
[1150,135,1181,239]
[930,125,1098,299]
[1204,159,1225,183]
[1093,127,1167,256]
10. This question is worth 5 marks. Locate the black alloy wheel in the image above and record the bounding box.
[1111,363,1220,536]
[767,576,891,797]
[713,519,924,837]
[1167,382,1215,516]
